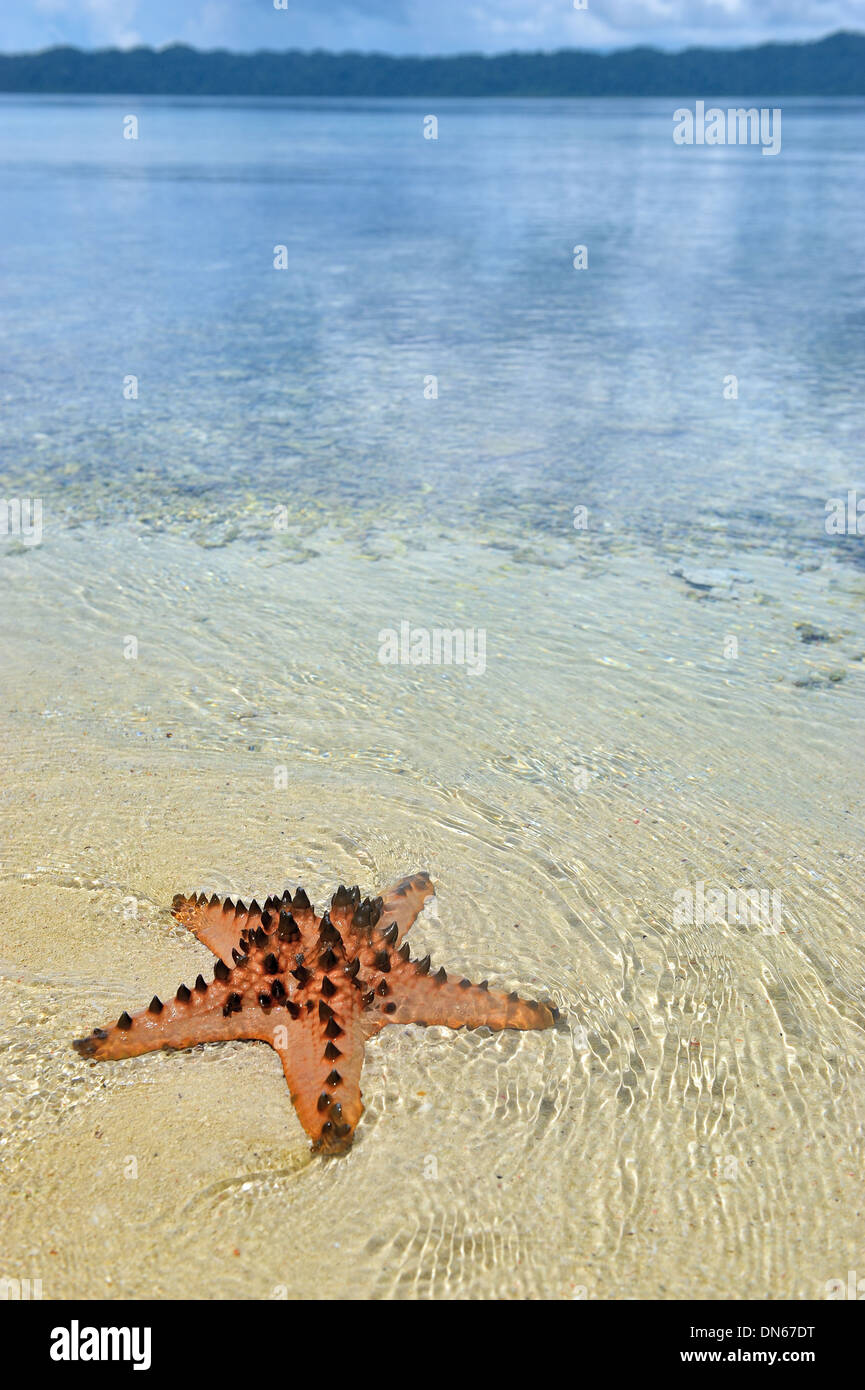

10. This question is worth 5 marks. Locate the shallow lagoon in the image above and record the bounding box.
[1,96,864,1299]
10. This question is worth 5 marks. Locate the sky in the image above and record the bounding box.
[3,0,860,55]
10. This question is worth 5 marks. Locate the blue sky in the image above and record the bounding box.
[3,1,859,54]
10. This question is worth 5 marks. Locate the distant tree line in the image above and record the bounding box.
[0,32,862,97]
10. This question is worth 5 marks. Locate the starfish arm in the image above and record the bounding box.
[71,973,277,1061]
[273,1005,367,1156]
[171,892,259,965]
[373,962,557,1033]
[377,872,435,946]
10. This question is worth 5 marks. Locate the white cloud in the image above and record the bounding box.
[81,0,140,48]
[595,0,853,38]
[2,0,862,54]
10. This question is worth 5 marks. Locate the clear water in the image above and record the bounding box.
[1,96,864,1301]
[1,95,864,548]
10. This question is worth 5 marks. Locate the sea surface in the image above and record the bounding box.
[1,95,864,1300]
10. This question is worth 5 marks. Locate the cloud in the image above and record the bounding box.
[2,0,862,55]
[598,0,853,35]
[31,0,141,48]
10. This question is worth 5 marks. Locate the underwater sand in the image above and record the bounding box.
[1,519,864,1299]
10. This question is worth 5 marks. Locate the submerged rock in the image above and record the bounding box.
[794,621,838,644]
[670,564,753,594]
[792,668,846,689]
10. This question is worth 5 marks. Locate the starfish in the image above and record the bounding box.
[72,873,558,1154]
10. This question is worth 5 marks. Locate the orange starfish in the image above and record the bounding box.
[72,873,558,1154]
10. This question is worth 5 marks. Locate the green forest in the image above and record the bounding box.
[0,31,862,97]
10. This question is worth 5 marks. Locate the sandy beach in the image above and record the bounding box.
[2,515,864,1298]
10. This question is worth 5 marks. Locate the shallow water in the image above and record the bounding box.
[1,96,864,1301]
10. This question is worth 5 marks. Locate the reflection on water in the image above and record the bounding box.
[0,96,864,1300]
[0,96,863,551]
